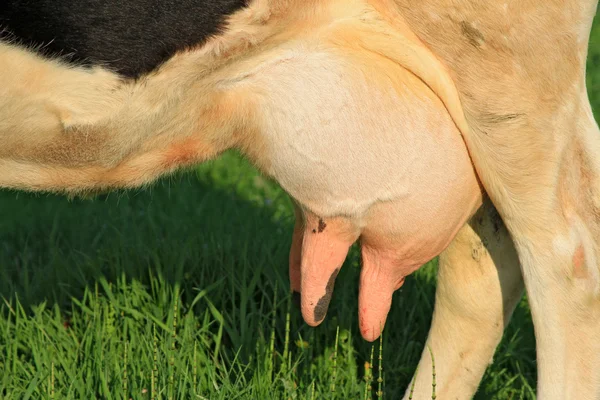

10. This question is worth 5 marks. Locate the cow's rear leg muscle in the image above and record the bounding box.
[403,198,523,399]
[395,1,600,396]
[450,78,600,400]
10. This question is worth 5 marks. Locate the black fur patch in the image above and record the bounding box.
[0,0,248,78]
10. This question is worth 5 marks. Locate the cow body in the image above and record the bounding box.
[1,0,599,398]
[0,0,248,77]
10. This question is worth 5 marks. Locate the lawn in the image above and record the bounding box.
[2,15,600,400]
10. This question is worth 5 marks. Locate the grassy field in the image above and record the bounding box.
[2,17,600,400]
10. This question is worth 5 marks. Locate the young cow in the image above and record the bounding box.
[1,0,598,398]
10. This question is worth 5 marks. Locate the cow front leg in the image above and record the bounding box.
[403,199,523,399]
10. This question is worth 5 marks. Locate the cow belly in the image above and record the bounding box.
[249,46,482,333]
[254,47,482,245]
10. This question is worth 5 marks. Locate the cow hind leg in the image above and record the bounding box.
[403,198,523,399]
[457,91,600,398]
[524,115,600,398]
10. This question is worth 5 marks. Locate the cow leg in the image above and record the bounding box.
[455,95,600,398]
[402,198,523,399]
[392,3,600,395]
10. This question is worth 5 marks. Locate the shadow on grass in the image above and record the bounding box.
[0,173,287,310]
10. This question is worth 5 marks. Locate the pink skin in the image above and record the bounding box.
[289,207,360,326]
[358,245,410,341]
[284,70,483,340]
[289,181,482,342]
[289,207,424,340]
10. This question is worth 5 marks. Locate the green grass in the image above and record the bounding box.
[2,16,600,400]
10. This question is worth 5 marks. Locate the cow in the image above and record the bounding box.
[0,0,598,398]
